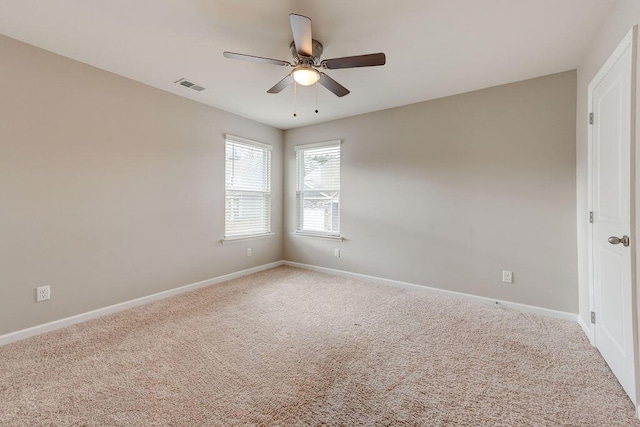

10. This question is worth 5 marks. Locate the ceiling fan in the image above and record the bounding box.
[223,13,386,98]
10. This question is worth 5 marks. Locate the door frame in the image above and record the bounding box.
[586,26,638,408]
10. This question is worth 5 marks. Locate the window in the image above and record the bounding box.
[296,141,341,236]
[225,135,271,239]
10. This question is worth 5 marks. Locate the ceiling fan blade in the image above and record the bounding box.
[319,73,350,97]
[267,75,294,94]
[323,53,386,69]
[289,14,313,56]
[223,51,291,67]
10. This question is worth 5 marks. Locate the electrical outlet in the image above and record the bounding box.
[36,285,50,302]
[246,248,252,257]
[502,270,513,283]
[334,248,340,258]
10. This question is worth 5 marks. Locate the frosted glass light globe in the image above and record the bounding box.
[292,67,320,86]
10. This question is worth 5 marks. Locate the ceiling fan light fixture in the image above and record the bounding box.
[292,67,320,86]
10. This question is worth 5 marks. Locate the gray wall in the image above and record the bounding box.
[0,35,283,335]
[575,0,640,328]
[284,71,578,313]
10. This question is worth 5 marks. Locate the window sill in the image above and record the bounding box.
[221,232,275,244]
[292,232,344,242]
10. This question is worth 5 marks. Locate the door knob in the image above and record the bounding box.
[608,235,630,247]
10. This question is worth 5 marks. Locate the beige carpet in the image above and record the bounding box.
[1,266,638,426]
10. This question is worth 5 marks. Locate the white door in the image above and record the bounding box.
[590,33,635,403]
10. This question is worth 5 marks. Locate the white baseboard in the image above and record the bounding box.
[1,260,581,347]
[283,261,578,322]
[0,261,284,347]
[577,315,595,345]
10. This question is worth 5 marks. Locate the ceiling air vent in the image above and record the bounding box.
[175,78,206,92]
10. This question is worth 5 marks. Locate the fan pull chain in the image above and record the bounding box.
[293,82,297,117]
[315,82,319,114]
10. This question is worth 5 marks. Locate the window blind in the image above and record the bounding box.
[225,136,271,238]
[296,141,340,235]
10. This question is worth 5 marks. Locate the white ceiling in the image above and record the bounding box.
[0,0,615,130]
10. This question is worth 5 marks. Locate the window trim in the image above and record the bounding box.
[295,139,342,238]
[224,134,272,240]
[227,134,272,151]
[221,232,275,244]
[292,231,344,241]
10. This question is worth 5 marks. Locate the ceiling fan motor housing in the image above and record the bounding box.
[290,39,323,62]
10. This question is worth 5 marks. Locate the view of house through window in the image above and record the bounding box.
[224,135,271,238]
[296,141,341,236]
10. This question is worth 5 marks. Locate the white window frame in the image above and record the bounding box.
[223,134,273,242]
[295,140,341,238]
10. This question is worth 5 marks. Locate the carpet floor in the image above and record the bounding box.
[0,266,638,426]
